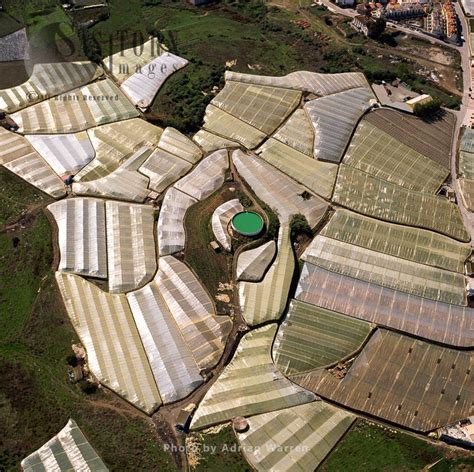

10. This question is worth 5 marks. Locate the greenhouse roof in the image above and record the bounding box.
[343,120,448,193]
[273,300,372,376]
[21,419,108,472]
[293,329,473,432]
[321,209,471,273]
[236,402,355,472]
[190,324,316,430]
[211,198,244,251]
[296,263,473,348]
[236,240,276,282]
[333,165,470,242]
[272,109,314,157]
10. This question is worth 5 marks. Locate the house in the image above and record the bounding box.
[335,0,356,7]
[351,15,373,36]
[406,94,432,110]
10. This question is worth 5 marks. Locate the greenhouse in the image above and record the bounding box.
[239,226,294,326]
[105,201,156,293]
[174,149,229,201]
[26,132,95,177]
[257,138,338,200]
[190,324,316,430]
[302,236,466,305]
[0,127,65,198]
[224,70,369,96]
[333,165,470,242]
[75,118,163,182]
[321,209,471,273]
[157,187,197,255]
[211,199,244,251]
[193,129,239,154]
[103,38,166,83]
[272,109,314,157]
[236,240,276,282]
[296,264,473,348]
[0,61,101,113]
[272,300,372,376]
[56,272,162,414]
[343,120,449,193]
[304,87,375,163]
[233,150,329,227]
[364,108,455,169]
[138,147,192,194]
[127,281,204,404]
[294,329,473,432]
[21,419,108,472]
[157,127,202,164]
[10,79,139,134]
[211,81,301,135]
[120,52,188,109]
[156,256,232,370]
[48,198,107,279]
[459,178,474,211]
[73,147,153,202]
[202,104,267,149]
[236,402,354,472]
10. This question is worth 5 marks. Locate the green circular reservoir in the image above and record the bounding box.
[231,211,264,237]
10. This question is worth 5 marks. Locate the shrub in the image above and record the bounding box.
[290,214,312,241]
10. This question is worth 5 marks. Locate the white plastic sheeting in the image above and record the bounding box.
[0,61,102,113]
[121,52,188,110]
[257,138,338,200]
[193,129,239,153]
[190,324,316,430]
[211,199,243,251]
[138,147,192,194]
[239,226,294,326]
[174,149,228,201]
[48,198,107,279]
[75,119,163,182]
[225,70,369,96]
[106,201,157,293]
[236,240,276,282]
[73,147,152,202]
[11,79,139,134]
[305,87,376,162]
[0,127,65,198]
[202,104,267,149]
[157,187,197,255]
[56,272,162,414]
[273,109,314,157]
[127,281,203,404]
[233,150,329,227]
[158,127,202,164]
[156,256,232,370]
[21,419,108,472]
[26,132,95,177]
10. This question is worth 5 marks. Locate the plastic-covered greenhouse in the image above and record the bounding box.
[105,201,156,293]
[0,61,101,113]
[236,240,276,282]
[21,419,108,472]
[343,120,448,193]
[11,79,139,134]
[273,299,372,376]
[321,209,471,273]
[296,263,473,347]
[48,198,107,279]
[190,324,316,430]
[302,235,466,305]
[273,109,314,157]
[236,402,354,472]
[333,165,470,242]
[211,199,244,251]
[293,329,473,432]
[233,150,329,227]
[56,272,162,414]
[0,127,65,198]
[158,127,202,164]
[193,129,239,154]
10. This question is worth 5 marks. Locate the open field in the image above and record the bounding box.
[321,420,474,471]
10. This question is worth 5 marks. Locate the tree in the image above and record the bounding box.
[413,98,441,118]
[290,214,312,241]
[367,18,386,39]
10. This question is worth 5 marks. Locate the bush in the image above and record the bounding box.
[66,354,78,367]
[290,214,312,241]
[239,193,252,208]
[78,379,97,394]
[413,98,441,117]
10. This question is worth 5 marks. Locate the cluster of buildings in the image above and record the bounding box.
[345,0,460,43]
